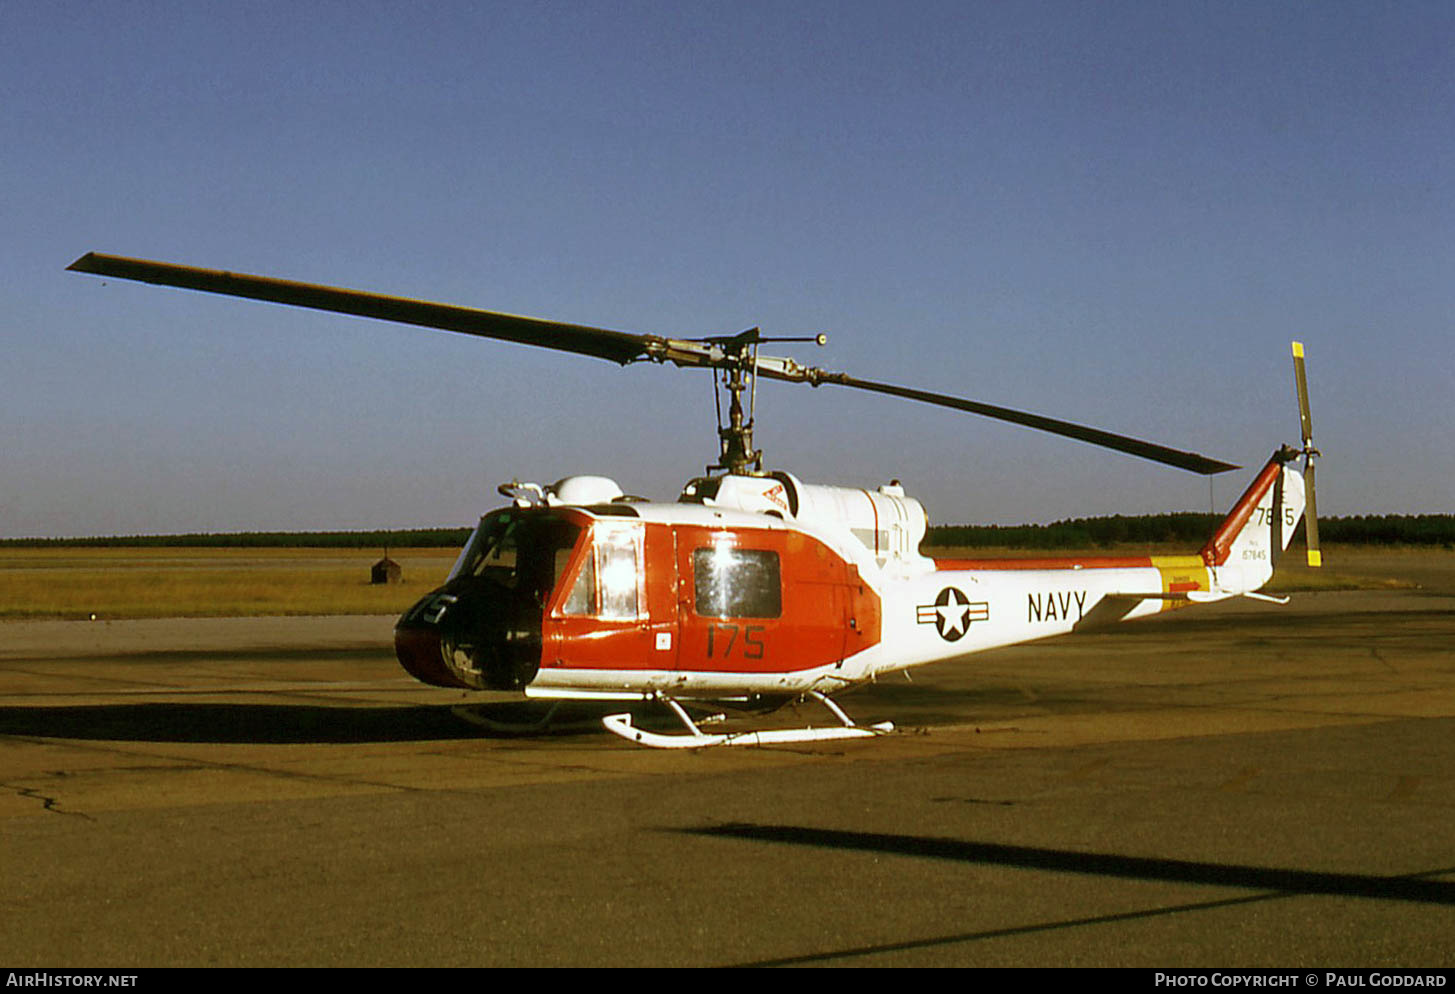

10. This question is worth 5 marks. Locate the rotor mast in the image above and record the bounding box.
[714,357,760,475]
[702,329,829,476]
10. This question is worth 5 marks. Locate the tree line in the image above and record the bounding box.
[925,514,1455,549]
[3,514,1451,549]
[0,528,475,549]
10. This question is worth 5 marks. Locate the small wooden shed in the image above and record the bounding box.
[370,556,403,585]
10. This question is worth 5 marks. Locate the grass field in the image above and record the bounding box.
[0,547,457,620]
[0,544,1443,620]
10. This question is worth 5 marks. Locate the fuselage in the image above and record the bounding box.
[394,498,886,699]
[393,465,1298,703]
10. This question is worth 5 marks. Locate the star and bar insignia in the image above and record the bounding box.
[916,586,990,642]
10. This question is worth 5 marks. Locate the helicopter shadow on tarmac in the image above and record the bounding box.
[0,698,704,745]
[0,689,980,746]
[0,697,899,745]
[0,701,482,745]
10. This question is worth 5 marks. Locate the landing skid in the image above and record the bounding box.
[602,691,894,749]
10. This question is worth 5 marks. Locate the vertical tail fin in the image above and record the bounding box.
[1199,449,1307,591]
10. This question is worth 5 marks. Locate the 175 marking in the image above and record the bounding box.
[706,623,766,659]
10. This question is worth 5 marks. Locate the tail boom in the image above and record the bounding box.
[888,451,1309,671]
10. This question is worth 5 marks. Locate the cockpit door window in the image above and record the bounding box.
[557,522,643,621]
[691,546,782,619]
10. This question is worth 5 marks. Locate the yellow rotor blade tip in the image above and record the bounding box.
[1307,549,1322,568]
[1292,341,1305,358]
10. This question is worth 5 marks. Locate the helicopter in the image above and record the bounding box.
[67,252,1321,748]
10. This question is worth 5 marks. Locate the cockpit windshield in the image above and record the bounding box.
[448,510,584,604]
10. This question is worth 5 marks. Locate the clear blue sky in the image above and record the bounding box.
[4,1,1452,537]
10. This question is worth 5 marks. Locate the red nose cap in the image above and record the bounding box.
[394,626,472,689]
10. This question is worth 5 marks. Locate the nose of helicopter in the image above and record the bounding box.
[394,584,544,692]
[394,623,469,689]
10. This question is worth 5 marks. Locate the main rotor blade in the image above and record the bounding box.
[777,370,1239,475]
[70,252,1240,475]
[67,253,655,365]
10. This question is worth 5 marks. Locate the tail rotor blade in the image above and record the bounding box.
[1292,341,1315,446]
[1304,458,1321,567]
[1291,341,1322,567]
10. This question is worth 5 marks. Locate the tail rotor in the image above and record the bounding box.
[1291,342,1322,567]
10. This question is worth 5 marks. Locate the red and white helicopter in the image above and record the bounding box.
[69,252,1321,748]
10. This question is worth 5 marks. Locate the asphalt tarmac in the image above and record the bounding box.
[3,553,1453,967]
